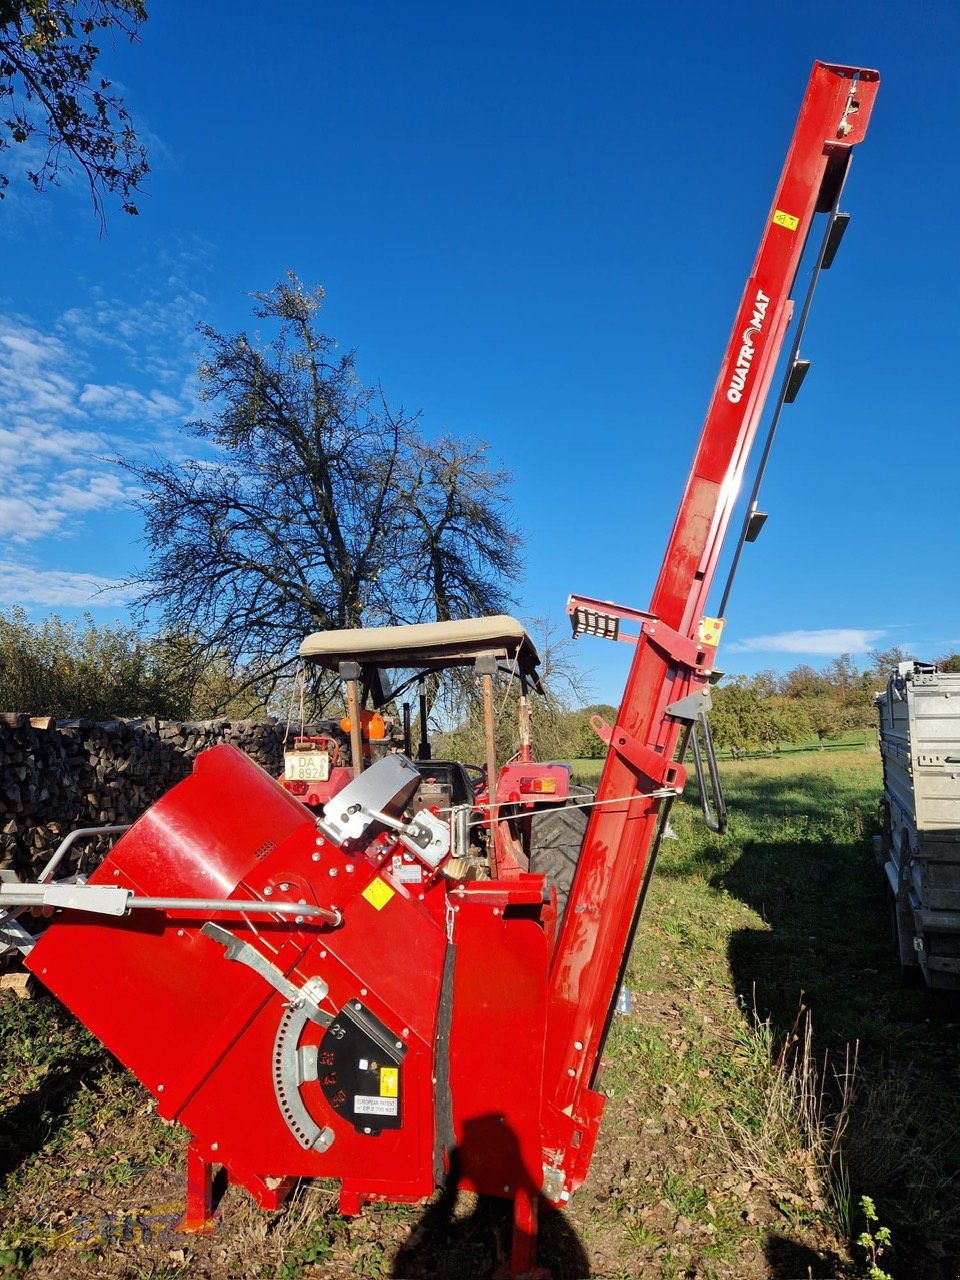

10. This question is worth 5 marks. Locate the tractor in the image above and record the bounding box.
[279,614,589,916]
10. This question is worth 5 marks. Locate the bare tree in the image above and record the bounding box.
[0,1,148,223]
[396,434,521,624]
[121,276,521,712]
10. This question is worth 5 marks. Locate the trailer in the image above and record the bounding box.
[0,60,880,1277]
[876,662,960,989]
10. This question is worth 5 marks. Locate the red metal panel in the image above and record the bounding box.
[27,747,319,1100]
[544,62,880,1126]
[27,745,449,1208]
[447,882,549,1199]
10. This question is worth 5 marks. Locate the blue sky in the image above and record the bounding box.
[1,2,957,707]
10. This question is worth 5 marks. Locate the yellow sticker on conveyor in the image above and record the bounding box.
[380,1067,398,1097]
[773,208,799,231]
[362,877,395,911]
[699,616,725,646]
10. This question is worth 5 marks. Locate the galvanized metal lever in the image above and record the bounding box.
[201,922,331,1025]
[666,687,727,835]
[0,880,341,925]
[688,714,728,835]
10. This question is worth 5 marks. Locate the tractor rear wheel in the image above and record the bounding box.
[529,784,593,922]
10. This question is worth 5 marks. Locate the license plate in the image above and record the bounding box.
[284,751,330,783]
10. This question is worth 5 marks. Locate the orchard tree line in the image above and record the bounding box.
[706,648,960,755]
[536,647,960,763]
[0,609,265,722]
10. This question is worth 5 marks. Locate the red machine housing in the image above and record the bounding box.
[28,746,555,1225]
[24,60,879,1279]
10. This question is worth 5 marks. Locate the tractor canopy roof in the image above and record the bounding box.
[299,615,543,696]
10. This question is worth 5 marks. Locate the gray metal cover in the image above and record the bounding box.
[876,662,960,987]
[876,662,960,853]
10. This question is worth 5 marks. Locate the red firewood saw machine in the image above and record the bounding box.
[0,61,879,1277]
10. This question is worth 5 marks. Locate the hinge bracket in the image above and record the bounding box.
[590,716,686,793]
[665,687,713,721]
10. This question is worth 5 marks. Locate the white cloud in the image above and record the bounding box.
[78,382,182,420]
[52,469,130,512]
[0,329,83,419]
[59,270,208,389]
[0,308,191,543]
[726,628,886,656]
[0,421,109,470]
[0,496,60,540]
[0,560,130,608]
[0,469,137,543]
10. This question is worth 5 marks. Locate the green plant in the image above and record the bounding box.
[0,607,201,720]
[275,1232,334,1280]
[718,997,861,1241]
[857,1194,893,1280]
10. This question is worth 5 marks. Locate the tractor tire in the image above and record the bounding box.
[529,785,593,923]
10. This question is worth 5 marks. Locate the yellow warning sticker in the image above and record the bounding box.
[773,208,800,232]
[380,1067,399,1097]
[361,877,395,911]
[698,617,726,647]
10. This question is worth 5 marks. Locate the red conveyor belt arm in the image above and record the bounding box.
[544,61,880,1117]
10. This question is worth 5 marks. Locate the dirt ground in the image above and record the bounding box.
[1,979,851,1280]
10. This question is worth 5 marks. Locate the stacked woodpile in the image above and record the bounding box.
[0,715,299,878]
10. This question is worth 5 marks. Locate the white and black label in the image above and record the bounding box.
[354,1095,399,1117]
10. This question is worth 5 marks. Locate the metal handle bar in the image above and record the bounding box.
[688,713,728,835]
[0,881,342,926]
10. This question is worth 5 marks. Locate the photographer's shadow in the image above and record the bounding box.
[391,1116,589,1280]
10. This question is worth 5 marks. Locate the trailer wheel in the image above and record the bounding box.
[529,785,593,922]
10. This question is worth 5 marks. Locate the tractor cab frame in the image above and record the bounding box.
[284,615,575,884]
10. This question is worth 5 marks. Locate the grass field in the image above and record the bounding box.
[570,731,878,782]
[1,747,958,1278]
[598,748,960,1280]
